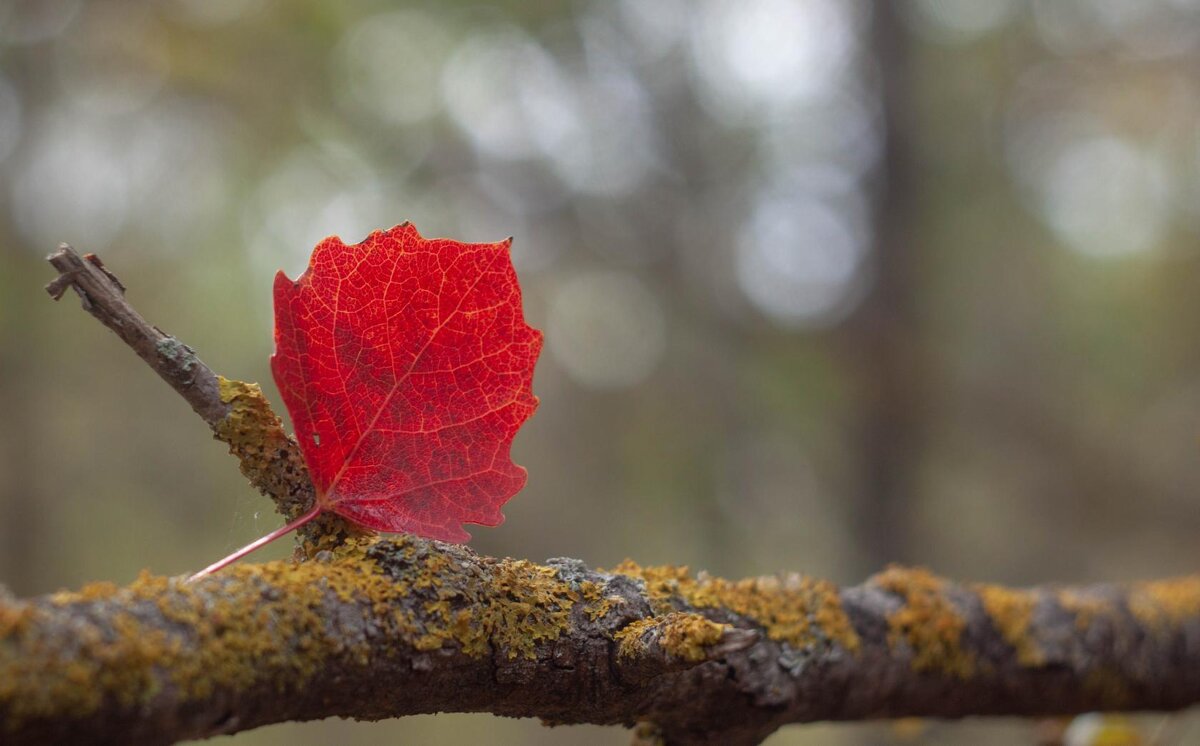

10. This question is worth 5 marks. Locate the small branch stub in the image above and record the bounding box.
[43,246,345,547]
[45,245,228,425]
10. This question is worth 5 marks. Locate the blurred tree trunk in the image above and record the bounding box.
[842,1,923,574]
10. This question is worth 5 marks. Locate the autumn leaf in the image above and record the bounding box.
[191,223,541,579]
[274,222,542,538]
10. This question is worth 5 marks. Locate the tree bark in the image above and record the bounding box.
[3,544,1199,745]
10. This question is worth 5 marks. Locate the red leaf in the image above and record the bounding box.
[190,223,541,579]
[272,222,541,541]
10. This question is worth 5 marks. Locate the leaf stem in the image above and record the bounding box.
[187,503,323,582]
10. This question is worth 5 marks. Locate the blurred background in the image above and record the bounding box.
[2,0,1200,743]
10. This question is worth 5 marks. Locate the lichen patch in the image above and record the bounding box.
[873,566,973,678]
[1128,577,1200,634]
[608,561,860,653]
[975,584,1043,667]
[615,612,729,662]
[213,377,314,524]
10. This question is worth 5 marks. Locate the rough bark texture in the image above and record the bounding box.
[3,547,1200,746]
[8,249,1198,745]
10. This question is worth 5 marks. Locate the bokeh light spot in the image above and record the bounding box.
[1039,136,1171,257]
[335,9,453,126]
[689,0,855,121]
[736,195,867,327]
[442,29,578,160]
[547,272,666,390]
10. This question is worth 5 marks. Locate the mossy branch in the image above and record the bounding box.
[27,249,1200,744]
[3,543,1200,745]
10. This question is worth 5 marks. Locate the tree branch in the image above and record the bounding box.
[2,543,1199,745]
[44,245,348,540]
[23,248,1200,744]
[45,246,228,425]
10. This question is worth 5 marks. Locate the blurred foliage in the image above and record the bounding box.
[2,1,1200,743]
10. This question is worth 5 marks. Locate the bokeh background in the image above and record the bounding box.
[3,1,1200,743]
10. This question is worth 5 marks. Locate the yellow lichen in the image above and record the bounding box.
[10,533,1200,735]
[77,581,120,600]
[874,566,973,678]
[608,561,859,653]
[580,580,624,622]
[1127,577,1200,633]
[975,584,1043,667]
[1,595,182,725]
[1,535,598,729]
[212,377,314,523]
[614,618,658,658]
[214,378,290,455]
[1057,589,1111,632]
[449,559,581,660]
[4,540,866,731]
[0,602,32,640]
[614,612,729,662]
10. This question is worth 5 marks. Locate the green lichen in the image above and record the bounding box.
[874,566,973,678]
[154,337,196,372]
[608,561,860,653]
